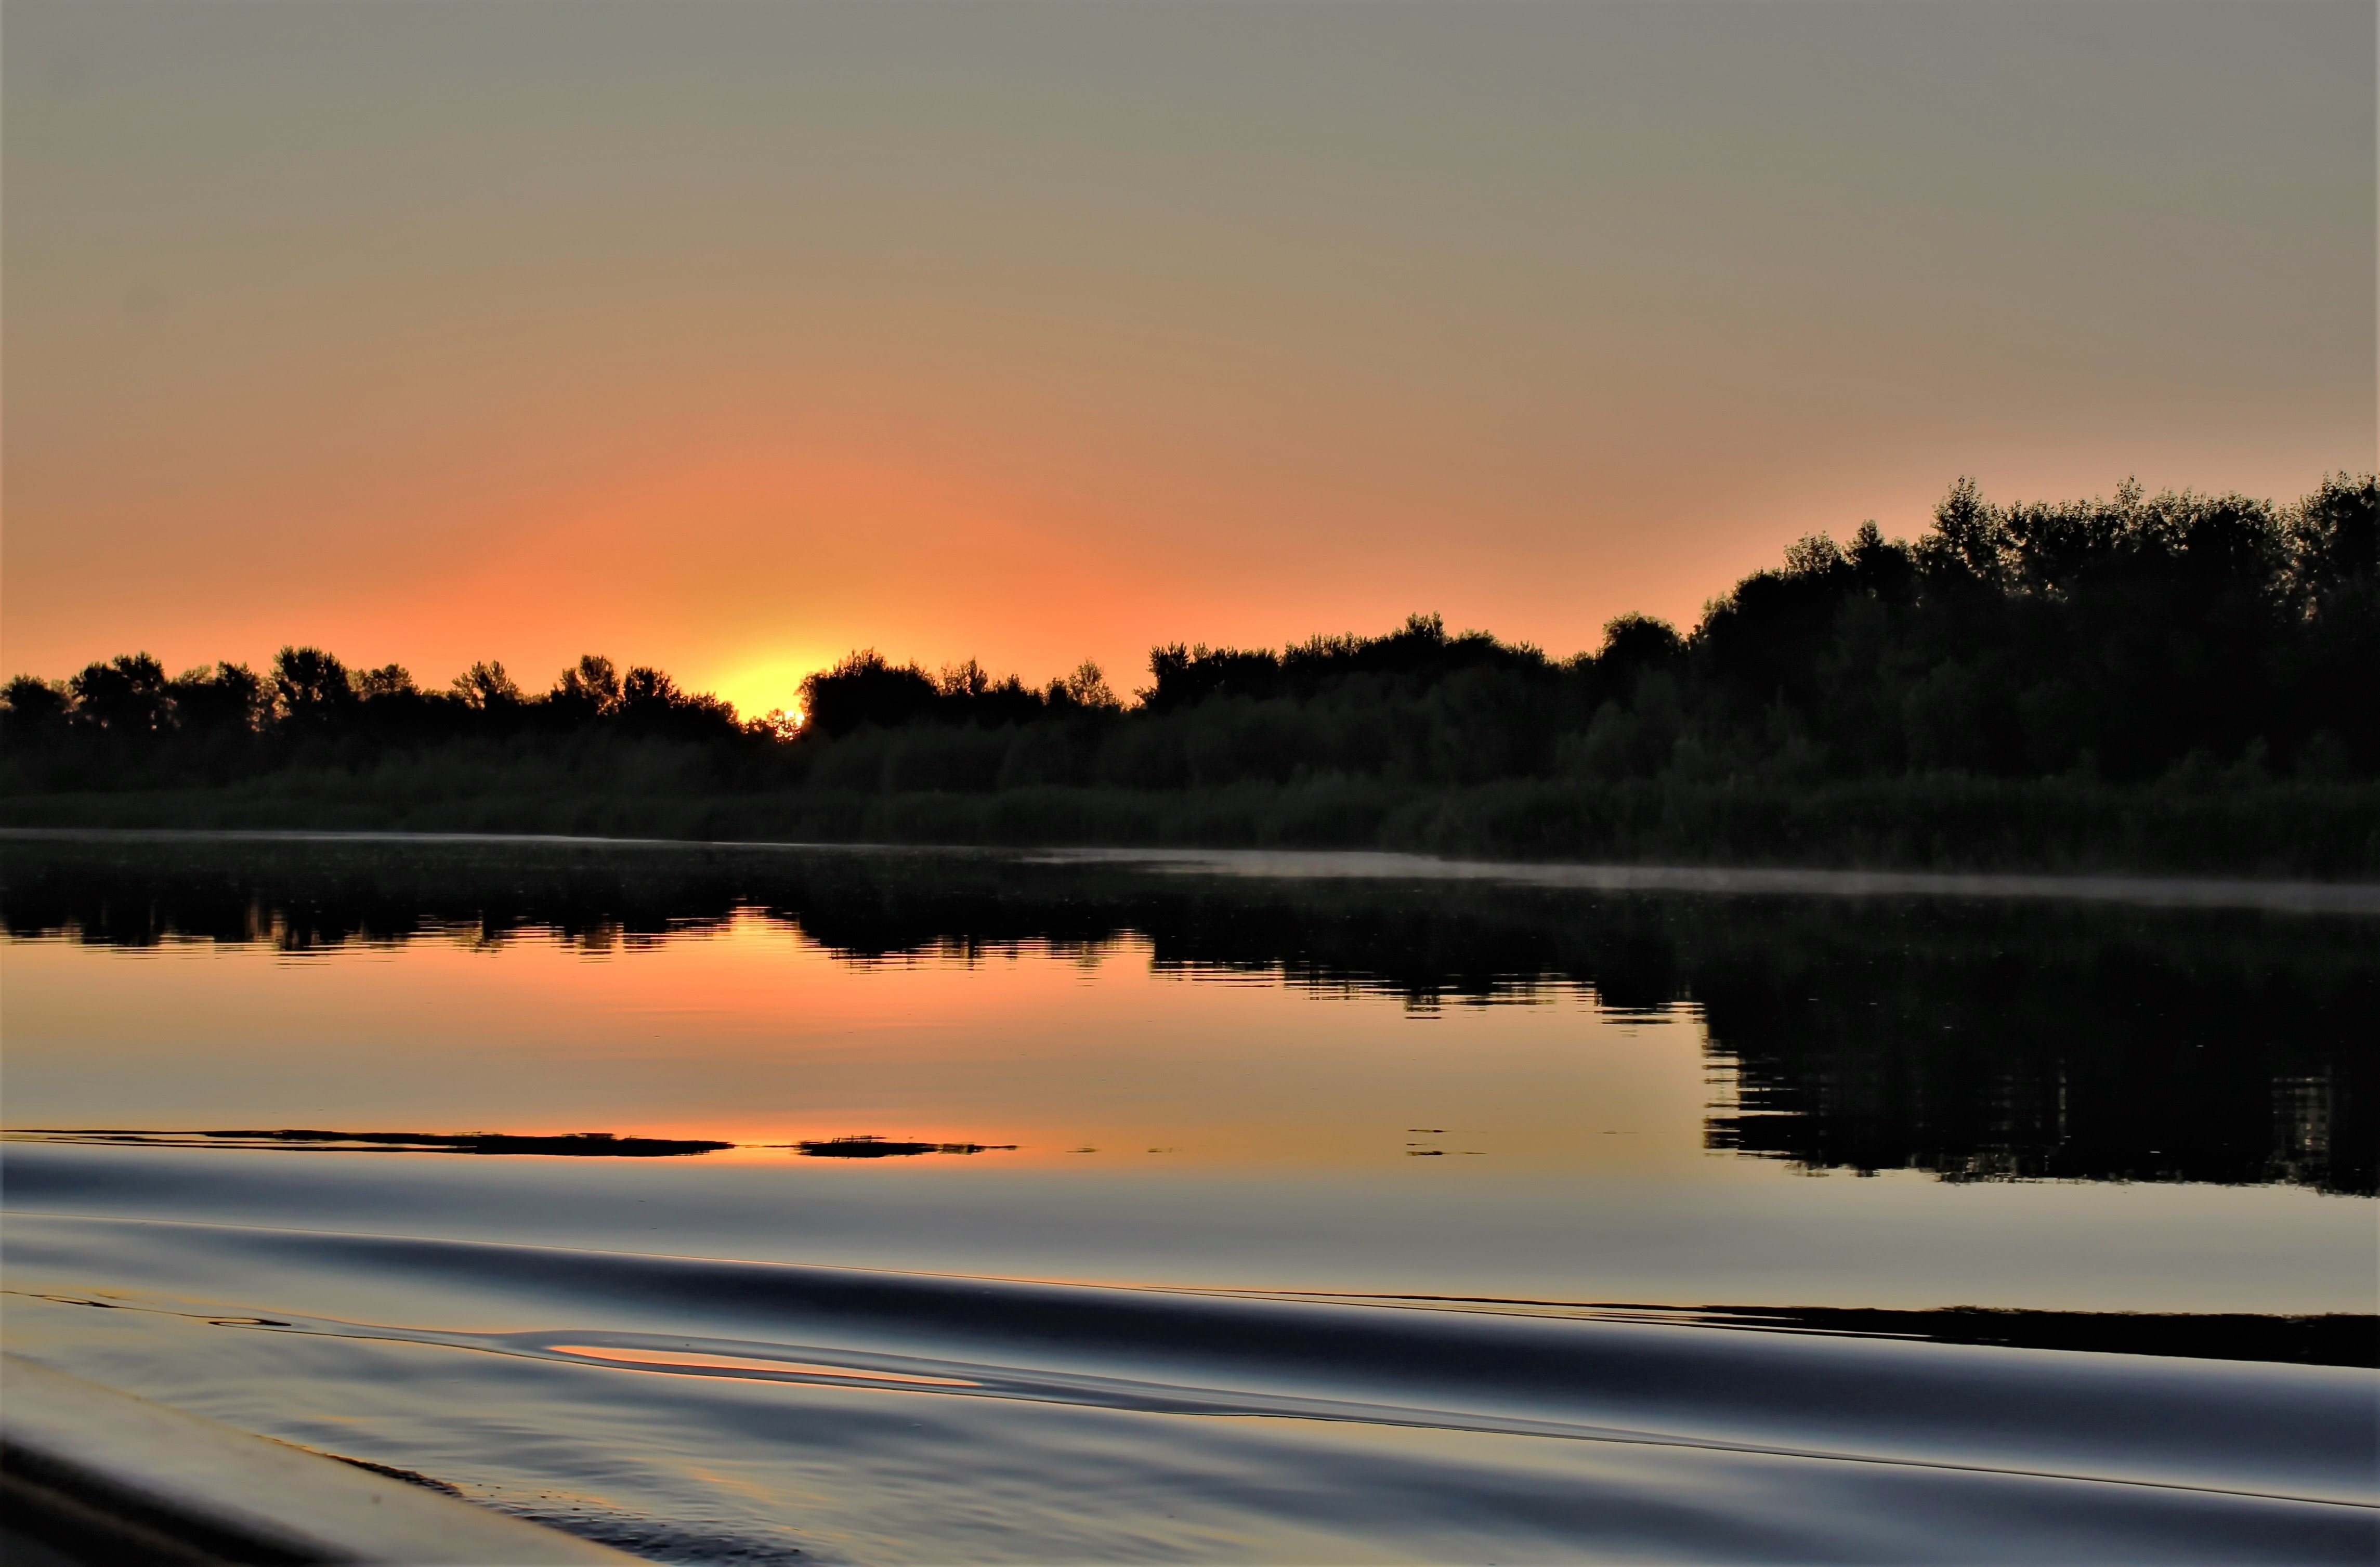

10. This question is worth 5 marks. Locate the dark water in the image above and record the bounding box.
[3,832,2373,1563]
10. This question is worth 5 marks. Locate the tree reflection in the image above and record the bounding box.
[3,835,2368,1195]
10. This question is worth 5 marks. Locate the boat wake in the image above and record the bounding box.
[4,1212,2372,1564]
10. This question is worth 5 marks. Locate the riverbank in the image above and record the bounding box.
[4,769,2375,877]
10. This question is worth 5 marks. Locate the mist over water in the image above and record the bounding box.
[3,833,2373,1562]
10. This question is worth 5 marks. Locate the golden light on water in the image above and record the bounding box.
[546,1346,979,1387]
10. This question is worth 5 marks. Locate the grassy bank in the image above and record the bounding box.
[5,765,2374,878]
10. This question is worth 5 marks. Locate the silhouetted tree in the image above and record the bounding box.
[551,655,623,719]
[450,661,525,710]
[353,664,417,699]
[1140,644,1284,712]
[1,675,70,739]
[170,663,269,735]
[2288,473,2380,772]
[1594,613,1684,688]
[1048,660,1121,712]
[70,654,172,734]
[614,664,738,740]
[272,646,357,733]
[800,651,941,737]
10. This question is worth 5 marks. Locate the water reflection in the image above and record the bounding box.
[3,832,2371,1194]
[1696,943,2373,1194]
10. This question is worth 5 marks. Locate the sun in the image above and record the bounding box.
[705,651,837,729]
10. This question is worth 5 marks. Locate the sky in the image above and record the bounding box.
[5,1,2374,720]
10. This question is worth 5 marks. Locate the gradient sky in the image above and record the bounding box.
[6,1,2373,719]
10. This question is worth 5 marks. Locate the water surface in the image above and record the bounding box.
[3,832,2372,1562]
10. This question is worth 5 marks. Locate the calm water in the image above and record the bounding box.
[2,831,2373,1563]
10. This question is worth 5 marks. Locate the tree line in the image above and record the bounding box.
[771,469,2380,790]
[5,471,2375,796]
[3,650,746,748]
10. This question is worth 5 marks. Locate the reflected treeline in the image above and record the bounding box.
[4,476,2376,877]
[4,834,2370,1195]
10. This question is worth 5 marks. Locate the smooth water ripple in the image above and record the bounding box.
[5,1213,2372,1564]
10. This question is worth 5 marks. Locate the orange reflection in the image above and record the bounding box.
[547,1344,977,1386]
[3,912,1714,1177]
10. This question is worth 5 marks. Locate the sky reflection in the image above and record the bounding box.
[1,911,1705,1176]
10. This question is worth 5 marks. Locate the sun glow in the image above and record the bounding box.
[705,651,835,730]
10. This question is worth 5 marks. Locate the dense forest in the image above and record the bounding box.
[5,473,2376,873]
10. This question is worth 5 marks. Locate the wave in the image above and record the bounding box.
[7,1215,2372,1506]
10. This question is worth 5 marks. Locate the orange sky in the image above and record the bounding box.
[6,1,2373,719]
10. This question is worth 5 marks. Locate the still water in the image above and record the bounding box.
[2,832,2372,1563]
